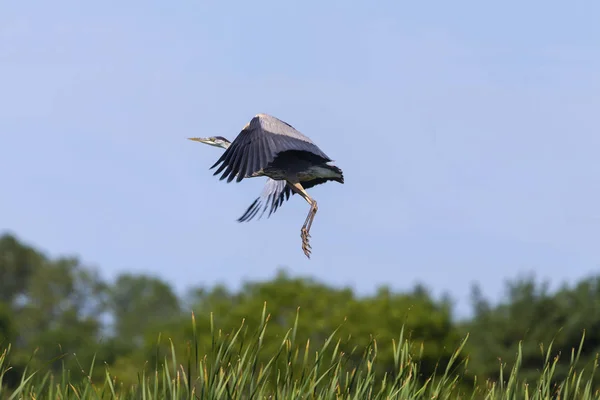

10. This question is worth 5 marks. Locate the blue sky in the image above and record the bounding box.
[1,1,599,317]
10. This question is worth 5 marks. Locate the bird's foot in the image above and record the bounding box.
[301,227,312,258]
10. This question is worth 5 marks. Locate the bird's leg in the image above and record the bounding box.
[305,201,318,233]
[300,202,318,258]
[289,182,318,258]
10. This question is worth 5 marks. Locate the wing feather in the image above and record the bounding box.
[237,178,293,222]
[234,139,251,182]
[246,137,258,177]
[237,199,259,222]
[228,137,251,183]
[254,135,267,173]
[212,139,239,176]
[210,114,331,183]
[216,140,243,180]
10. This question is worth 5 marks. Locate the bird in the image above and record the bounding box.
[188,113,344,258]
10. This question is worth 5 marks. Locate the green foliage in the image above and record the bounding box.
[0,304,13,344]
[0,234,43,304]
[119,270,464,392]
[465,277,600,387]
[0,310,598,399]
[1,231,600,398]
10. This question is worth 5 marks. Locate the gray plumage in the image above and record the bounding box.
[237,178,291,222]
[210,114,334,183]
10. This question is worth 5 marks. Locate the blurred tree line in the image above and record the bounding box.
[0,232,599,390]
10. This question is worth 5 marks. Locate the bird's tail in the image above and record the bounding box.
[325,162,344,184]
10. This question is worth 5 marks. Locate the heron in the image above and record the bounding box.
[188,113,344,258]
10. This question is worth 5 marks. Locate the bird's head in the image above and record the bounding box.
[188,136,231,149]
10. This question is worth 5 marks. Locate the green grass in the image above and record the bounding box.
[1,303,598,399]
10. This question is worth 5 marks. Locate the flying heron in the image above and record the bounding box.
[188,113,344,258]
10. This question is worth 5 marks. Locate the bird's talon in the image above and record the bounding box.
[302,247,311,258]
[300,228,312,258]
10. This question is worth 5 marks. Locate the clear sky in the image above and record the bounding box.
[1,1,599,317]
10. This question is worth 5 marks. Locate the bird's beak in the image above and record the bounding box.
[188,137,207,143]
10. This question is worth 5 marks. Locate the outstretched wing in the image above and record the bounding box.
[237,178,293,222]
[210,114,331,183]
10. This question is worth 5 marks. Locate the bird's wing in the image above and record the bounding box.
[237,178,293,222]
[238,171,345,223]
[210,114,331,183]
[238,174,344,223]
